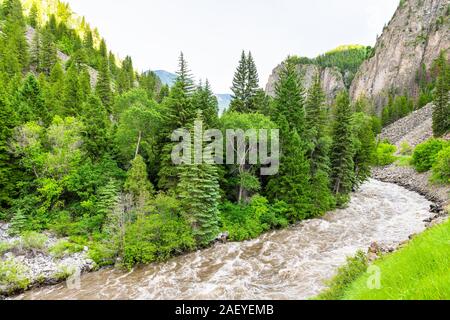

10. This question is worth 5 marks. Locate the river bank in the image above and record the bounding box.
[2,167,448,300]
[372,165,449,229]
[0,224,95,298]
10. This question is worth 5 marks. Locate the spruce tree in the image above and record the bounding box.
[230,50,247,112]
[191,80,219,128]
[81,94,110,158]
[177,113,220,246]
[229,51,261,113]
[0,89,18,209]
[83,29,94,50]
[79,68,92,101]
[47,62,64,115]
[157,55,197,190]
[62,63,82,116]
[39,28,57,75]
[117,56,135,94]
[30,27,41,69]
[266,130,313,220]
[96,58,113,110]
[17,73,48,124]
[352,113,376,187]
[432,52,450,137]
[245,51,260,110]
[330,91,355,205]
[108,51,118,77]
[124,155,154,211]
[272,60,305,134]
[1,0,29,74]
[99,39,107,58]
[305,75,335,213]
[28,1,38,28]
[9,208,27,236]
[175,52,195,94]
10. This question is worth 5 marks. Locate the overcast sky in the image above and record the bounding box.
[65,0,399,93]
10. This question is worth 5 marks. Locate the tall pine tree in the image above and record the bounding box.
[177,113,220,246]
[96,58,113,110]
[229,51,260,113]
[330,91,355,206]
[432,52,450,137]
[305,75,335,213]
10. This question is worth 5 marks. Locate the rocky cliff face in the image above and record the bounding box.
[26,26,99,87]
[350,0,450,112]
[265,63,345,104]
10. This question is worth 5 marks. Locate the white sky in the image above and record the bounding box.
[65,0,399,93]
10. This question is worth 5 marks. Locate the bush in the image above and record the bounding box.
[53,265,76,281]
[399,141,413,156]
[219,196,289,241]
[0,259,30,294]
[374,143,397,166]
[431,146,450,184]
[87,241,117,268]
[316,251,368,300]
[123,214,195,268]
[49,240,84,258]
[412,139,448,172]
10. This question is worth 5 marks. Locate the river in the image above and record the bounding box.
[15,179,433,300]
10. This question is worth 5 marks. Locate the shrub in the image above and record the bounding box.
[399,141,413,156]
[412,139,448,172]
[87,241,117,268]
[53,265,76,281]
[0,259,30,294]
[123,214,195,268]
[0,242,12,255]
[316,250,368,300]
[431,146,450,184]
[49,240,84,258]
[374,143,397,166]
[19,231,48,251]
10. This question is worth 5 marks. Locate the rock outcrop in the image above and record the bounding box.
[265,63,345,104]
[350,0,450,112]
[25,26,99,87]
[378,103,434,148]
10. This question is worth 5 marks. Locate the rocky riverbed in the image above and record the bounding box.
[0,223,95,298]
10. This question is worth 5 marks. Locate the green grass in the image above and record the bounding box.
[320,219,450,300]
[395,155,412,167]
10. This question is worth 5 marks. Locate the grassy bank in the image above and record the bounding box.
[317,218,450,300]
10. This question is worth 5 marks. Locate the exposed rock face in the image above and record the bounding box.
[378,103,434,148]
[350,0,450,112]
[265,63,345,104]
[25,26,99,87]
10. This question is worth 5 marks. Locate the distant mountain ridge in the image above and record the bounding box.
[153,70,232,114]
[154,70,177,87]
